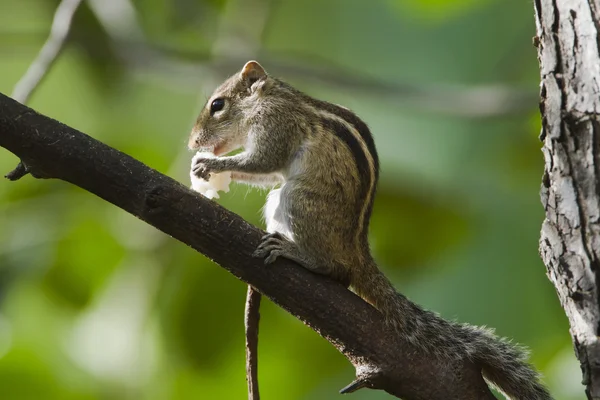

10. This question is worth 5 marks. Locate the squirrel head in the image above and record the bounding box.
[188,60,270,154]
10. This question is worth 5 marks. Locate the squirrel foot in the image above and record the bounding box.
[253,232,299,264]
[253,233,333,277]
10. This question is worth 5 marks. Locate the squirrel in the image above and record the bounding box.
[188,60,553,400]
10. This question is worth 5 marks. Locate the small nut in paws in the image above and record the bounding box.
[190,152,232,199]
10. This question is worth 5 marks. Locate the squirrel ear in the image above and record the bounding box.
[240,60,267,84]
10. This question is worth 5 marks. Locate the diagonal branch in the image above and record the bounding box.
[0,92,496,400]
[12,0,84,104]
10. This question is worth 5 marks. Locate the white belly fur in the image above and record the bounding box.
[264,186,293,240]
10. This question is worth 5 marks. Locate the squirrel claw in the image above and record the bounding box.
[253,243,283,264]
[252,248,268,259]
[264,250,282,264]
[256,232,285,250]
[192,162,211,180]
[260,232,284,241]
[254,232,290,264]
[192,157,218,180]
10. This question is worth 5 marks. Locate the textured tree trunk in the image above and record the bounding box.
[535,0,600,397]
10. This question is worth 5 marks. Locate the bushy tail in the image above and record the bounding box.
[467,326,553,400]
[351,265,553,400]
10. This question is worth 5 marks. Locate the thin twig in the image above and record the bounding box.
[244,286,261,400]
[4,162,29,181]
[339,378,369,394]
[12,0,83,104]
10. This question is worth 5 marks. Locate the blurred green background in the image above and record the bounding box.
[0,0,581,399]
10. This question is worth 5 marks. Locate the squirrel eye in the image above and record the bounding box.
[210,98,225,114]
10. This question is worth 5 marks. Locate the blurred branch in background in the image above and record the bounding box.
[86,0,144,45]
[80,0,537,118]
[11,0,83,104]
[3,0,537,118]
[110,44,538,118]
[211,0,272,60]
[135,51,538,118]
[10,0,85,187]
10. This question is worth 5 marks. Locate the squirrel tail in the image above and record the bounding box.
[467,325,553,400]
[351,262,553,400]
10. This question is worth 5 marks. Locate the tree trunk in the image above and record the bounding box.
[535,0,600,397]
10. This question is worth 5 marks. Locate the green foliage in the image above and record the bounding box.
[0,0,581,399]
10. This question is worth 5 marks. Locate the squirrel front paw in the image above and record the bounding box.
[189,152,232,200]
[192,157,214,180]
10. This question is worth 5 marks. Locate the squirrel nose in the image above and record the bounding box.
[188,135,200,150]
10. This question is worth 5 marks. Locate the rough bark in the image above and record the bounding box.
[535,0,600,398]
[0,93,498,399]
[244,286,261,400]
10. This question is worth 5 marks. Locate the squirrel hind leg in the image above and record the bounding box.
[254,232,331,274]
[253,232,350,286]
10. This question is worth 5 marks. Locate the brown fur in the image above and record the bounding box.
[189,61,553,400]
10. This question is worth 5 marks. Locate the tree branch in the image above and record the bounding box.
[12,0,83,104]
[4,161,29,181]
[244,285,261,400]
[535,0,600,397]
[0,92,496,399]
